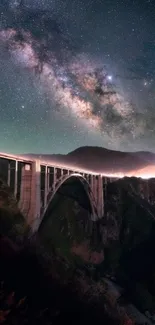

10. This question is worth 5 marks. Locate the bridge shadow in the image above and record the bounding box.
[38,176,103,266]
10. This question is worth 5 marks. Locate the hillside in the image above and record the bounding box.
[98,177,155,318]
[0,177,131,325]
[23,145,155,176]
[1,172,155,323]
[38,175,155,322]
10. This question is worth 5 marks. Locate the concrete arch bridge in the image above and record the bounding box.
[0,153,115,232]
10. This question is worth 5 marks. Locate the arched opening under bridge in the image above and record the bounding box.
[40,173,98,224]
[38,175,104,267]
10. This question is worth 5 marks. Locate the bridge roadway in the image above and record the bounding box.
[0,152,114,232]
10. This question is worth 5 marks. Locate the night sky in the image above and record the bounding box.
[0,0,155,154]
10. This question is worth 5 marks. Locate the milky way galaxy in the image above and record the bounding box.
[0,0,155,154]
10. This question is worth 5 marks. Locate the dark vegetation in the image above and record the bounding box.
[0,236,120,325]
[1,176,155,324]
[101,177,155,316]
[0,179,125,325]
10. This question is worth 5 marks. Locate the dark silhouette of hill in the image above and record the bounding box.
[23,146,155,174]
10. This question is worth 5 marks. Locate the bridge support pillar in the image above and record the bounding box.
[14,160,18,198]
[97,175,104,218]
[29,160,41,232]
[7,162,11,187]
[53,167,56,191]
[19,164,32,222]
[44,166,48,208]
[19,161,41,230]
[93,176,98,203]
[90,175,104,220]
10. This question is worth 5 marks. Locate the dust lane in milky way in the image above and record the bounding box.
[0,0,155,153]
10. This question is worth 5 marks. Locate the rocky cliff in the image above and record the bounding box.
[1,173,155,322]
[38,175,155,319]
[102,177,155,268]
[97,177,155,318]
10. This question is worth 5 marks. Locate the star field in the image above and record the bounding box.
[0,0,155,154]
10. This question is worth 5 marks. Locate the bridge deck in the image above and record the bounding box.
[0,152,100,176]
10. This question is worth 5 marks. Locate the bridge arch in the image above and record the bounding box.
[39,173,98,229]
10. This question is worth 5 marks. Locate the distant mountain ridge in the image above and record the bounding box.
[22,146,155,177]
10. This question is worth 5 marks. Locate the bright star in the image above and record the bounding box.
[107,75,112,81]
